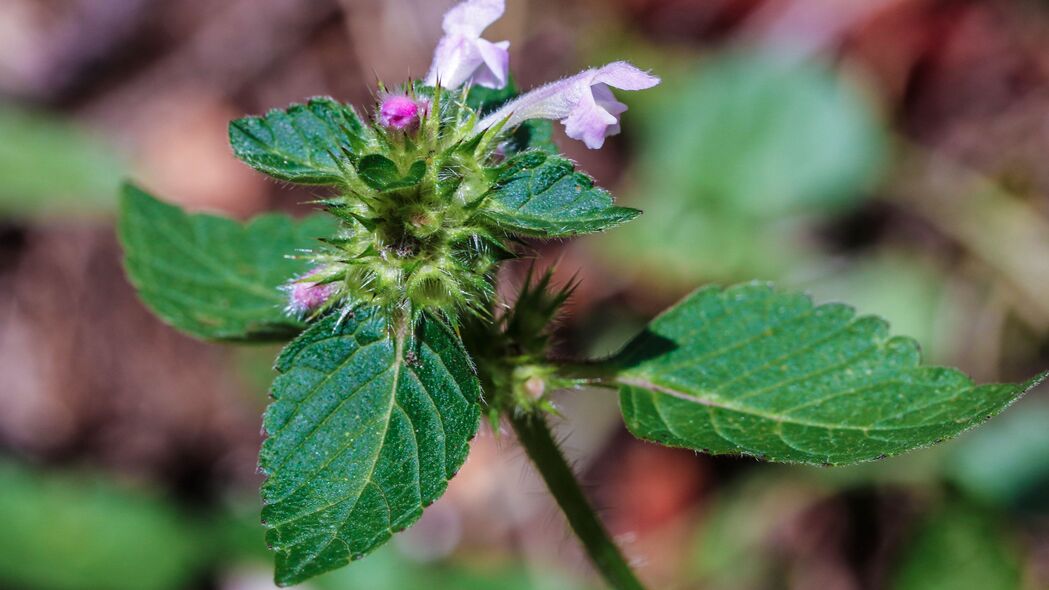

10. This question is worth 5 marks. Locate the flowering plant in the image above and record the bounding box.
[118,0,1043,587]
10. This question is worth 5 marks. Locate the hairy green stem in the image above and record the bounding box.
[548,360,620,390]
[509,411,646,590]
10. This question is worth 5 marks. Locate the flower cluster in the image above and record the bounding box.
[283,0,659,325]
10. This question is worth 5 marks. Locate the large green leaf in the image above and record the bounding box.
[609,283,1043,465]
[0,462,205,590]
[229,97,370,185]
[480,152,639,237]
[260,308,481,586]
[119,184,337,342]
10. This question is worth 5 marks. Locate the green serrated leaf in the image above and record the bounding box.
[356,155,427,191]
[260,308,481,586]
[119,184,337,342]
[229,97,369,185]
[480,152,639,237]
[609,282,1044,466]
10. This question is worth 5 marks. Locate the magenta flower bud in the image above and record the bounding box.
[285,276,337,316]
[379,95,423,130]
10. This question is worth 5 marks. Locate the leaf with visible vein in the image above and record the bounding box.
[260,308,481,586]
[608,282,1044,465]
[355,155,427,191]
[229,97,371,185]
[479,152,639,237]
[119,184,336,342]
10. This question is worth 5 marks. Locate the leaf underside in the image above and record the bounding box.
[481,151,639,237]
[119,185,336,342]
[614,282,1044,466]
[229,97,368,185]
[260,308,481,586]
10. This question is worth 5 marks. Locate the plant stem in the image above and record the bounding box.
[548,360,619,389]
[509,412,646,590]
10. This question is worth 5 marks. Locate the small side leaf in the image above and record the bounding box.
[229,97,370,185]
[480,152,640,237]
[260,308,481,586]
[119,184,336,342]
[356,155,427,191]
[505,120,558,157]
[611,282,1044,466]
[466,80,519,116]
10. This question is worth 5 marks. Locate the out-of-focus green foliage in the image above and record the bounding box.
[947,401,1049,511]
[599,48,887,284]
[891,505,1022,590]
[0,462,206,590]
[221,498,591,590]
[803,253,962,363]
[637,50,885,217]
[310,547,590,590]
[690,472,831,589]
[0,104,125,218]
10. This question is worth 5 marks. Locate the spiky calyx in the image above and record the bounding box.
[461,265,578,424]
[293,84,516,328]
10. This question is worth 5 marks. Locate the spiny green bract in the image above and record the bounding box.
[287,85,512,327]
[461,266,578,426]
[229,83,638,332]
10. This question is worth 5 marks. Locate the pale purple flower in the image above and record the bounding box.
[478,62,660,149]
[285,274,338,316]
[425,0,510,90]
[379,94,424,130]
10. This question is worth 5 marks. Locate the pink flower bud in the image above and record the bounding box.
[379,95,423,130]
[285,277,337,316]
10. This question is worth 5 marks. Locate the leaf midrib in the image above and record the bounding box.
[617,376,976,433]
[129,206,284,301]
[278,327,406,580]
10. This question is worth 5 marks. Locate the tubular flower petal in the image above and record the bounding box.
[478,61,660,149]
[425,0,510,89]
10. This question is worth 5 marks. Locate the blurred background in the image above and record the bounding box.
[2,0,1049,588]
